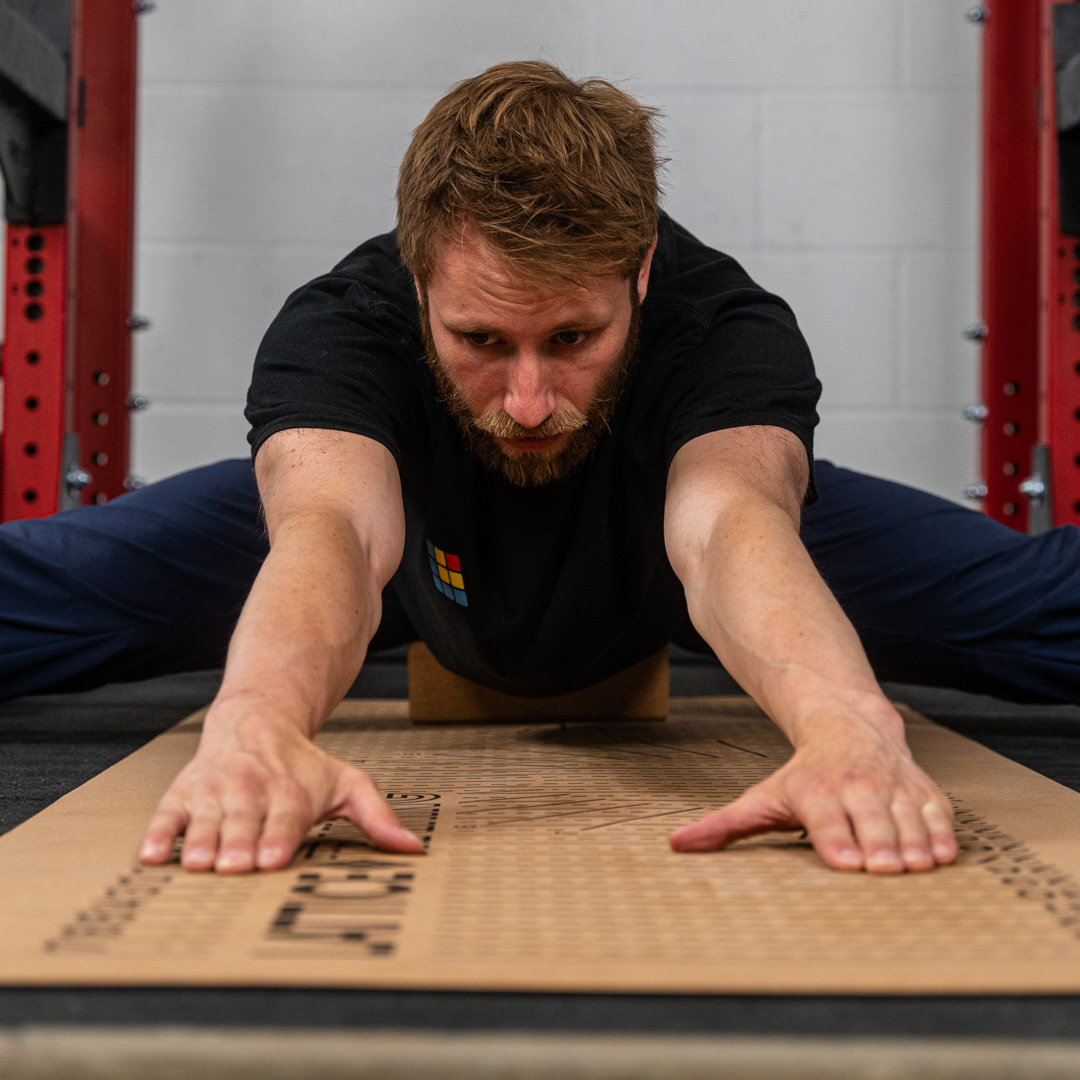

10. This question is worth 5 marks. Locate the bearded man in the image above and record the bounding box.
[2,61,1078,877]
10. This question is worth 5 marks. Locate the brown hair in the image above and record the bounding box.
[396,60,664,289]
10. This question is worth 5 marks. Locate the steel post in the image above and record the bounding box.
[977,0,1042,529]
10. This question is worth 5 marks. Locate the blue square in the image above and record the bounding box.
[441,579,455,599]
[453,588,468,607]
[428,557,439,576]
[432,572,444,593]
[426,540,435,557]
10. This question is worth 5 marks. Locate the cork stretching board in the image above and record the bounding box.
[2,697,1080,994]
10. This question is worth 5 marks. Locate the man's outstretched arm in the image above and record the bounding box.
[139,428,424,873]
[663,426,957,873]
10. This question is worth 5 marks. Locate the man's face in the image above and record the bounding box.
[419,225,655,486]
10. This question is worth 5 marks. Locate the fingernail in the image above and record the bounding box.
[139,840,160,859]
[670,836,707,852]
[393,825,425,851]
[836,849,862,868]
[867,853,903,873]
[933,842,955,860]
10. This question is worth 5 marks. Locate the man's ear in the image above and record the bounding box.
[636,233,659,304]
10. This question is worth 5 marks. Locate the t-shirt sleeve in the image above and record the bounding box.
[245,260,423,467]
[662,289,820,463]
[644,226,821,502]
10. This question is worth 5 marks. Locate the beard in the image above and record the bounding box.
[421,287,641,487]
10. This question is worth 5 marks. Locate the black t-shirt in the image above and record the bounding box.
[246,214,820,696]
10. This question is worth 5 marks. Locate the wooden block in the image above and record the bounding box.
[408,642,669,723]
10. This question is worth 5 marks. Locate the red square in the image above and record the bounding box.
[445,553,461,572]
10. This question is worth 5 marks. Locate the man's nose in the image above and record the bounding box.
[504,353,555,430]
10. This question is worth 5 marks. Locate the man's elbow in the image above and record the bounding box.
[665,485,802,588]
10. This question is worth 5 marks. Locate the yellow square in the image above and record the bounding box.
[434,547,446,566]
[438,565,450,584]
[449,571,464,590]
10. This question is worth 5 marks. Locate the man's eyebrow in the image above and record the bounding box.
[547,317,610,332]
[441,320,494,334]
[440,314,613,334]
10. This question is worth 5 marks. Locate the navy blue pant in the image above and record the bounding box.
[1,458,1078,704]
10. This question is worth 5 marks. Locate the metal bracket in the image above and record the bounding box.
[58,433,86,512]
[0,4,68,224]
[0,104,35,217]
[0,4,68,122]
[1020,443,1053,534]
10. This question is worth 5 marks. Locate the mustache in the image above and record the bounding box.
[470,406,589,441]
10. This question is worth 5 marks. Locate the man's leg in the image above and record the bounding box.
[801,460,1080,704]
[0,460,269,699]
[0,458,418,701]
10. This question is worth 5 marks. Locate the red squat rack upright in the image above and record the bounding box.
[0,0,146,522]
[970,0,1080,532]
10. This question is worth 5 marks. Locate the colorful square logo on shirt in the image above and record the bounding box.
[427,540,468,607]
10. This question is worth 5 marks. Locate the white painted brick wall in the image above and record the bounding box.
[122,0,984,498]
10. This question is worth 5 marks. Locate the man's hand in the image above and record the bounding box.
[139,711,423,872]
[669,705,957,873]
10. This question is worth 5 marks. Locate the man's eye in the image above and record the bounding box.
[554,330,588,346]
[465,332,493,346]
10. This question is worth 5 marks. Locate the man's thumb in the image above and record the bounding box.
[334,767,426,854]
[669,787,791,852]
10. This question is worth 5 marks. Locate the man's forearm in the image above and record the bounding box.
[681,497,902,748]
[206,508,384,740]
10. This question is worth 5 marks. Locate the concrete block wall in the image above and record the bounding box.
[126,1,982,496]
